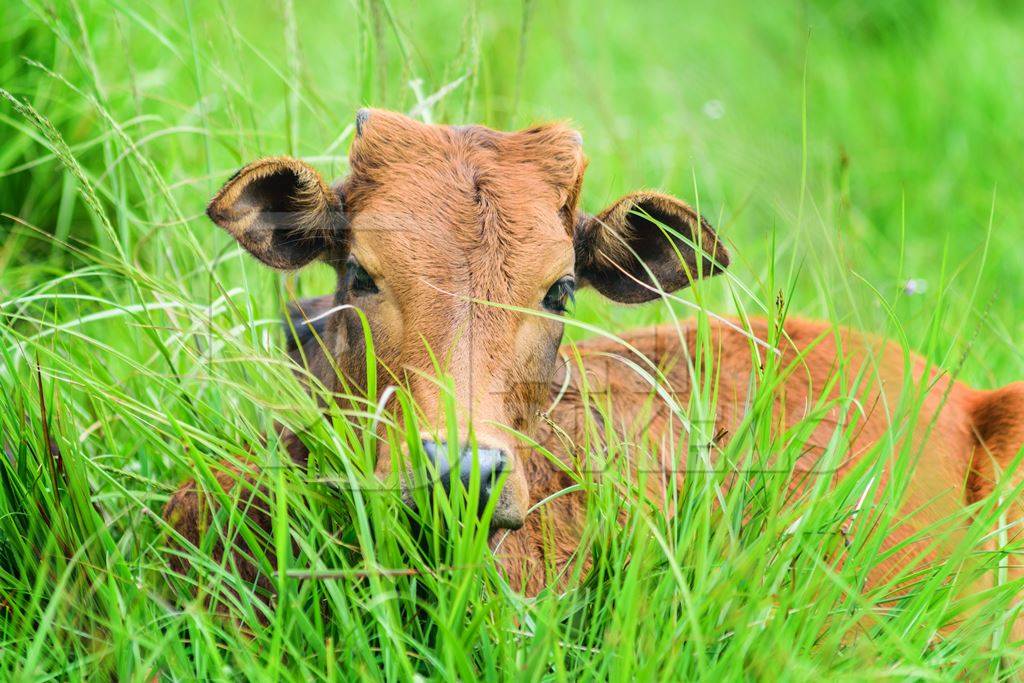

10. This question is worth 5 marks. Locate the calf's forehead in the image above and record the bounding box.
[349,199,574,292]
[341,112,584,250]
[343,123,579,281]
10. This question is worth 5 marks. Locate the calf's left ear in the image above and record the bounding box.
[575,192,729,303]
[207,157,345,270]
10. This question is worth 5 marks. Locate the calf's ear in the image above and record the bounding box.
[206,157,345,269]
[574,192,729,303]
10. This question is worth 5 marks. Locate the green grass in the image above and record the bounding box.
[2,0,1024,679]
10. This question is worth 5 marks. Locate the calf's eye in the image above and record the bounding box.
[347,259,379,295]
[543,276,576,313]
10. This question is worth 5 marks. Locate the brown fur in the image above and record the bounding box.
[164,459,275,594]
[167,110,1024,629]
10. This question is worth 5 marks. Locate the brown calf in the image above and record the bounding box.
[166,109,1024,621]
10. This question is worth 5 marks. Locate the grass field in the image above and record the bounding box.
[2,0,1024,679]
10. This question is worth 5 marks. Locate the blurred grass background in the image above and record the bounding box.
[2,0,1024,679]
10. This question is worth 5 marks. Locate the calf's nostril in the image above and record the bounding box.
[420,440,509,510]
[458,448,507,497]
[462,446,509,489]
[421,439,453,491]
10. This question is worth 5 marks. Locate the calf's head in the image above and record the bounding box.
[206,109,728,530]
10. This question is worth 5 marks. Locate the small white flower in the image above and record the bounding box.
[702,99,725,120]
[903,278,928,296]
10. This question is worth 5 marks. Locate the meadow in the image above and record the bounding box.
[2,0,1024,679]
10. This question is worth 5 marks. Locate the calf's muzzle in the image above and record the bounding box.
[419,439,521,528]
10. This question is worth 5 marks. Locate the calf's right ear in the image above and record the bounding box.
[206,157,345,269]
